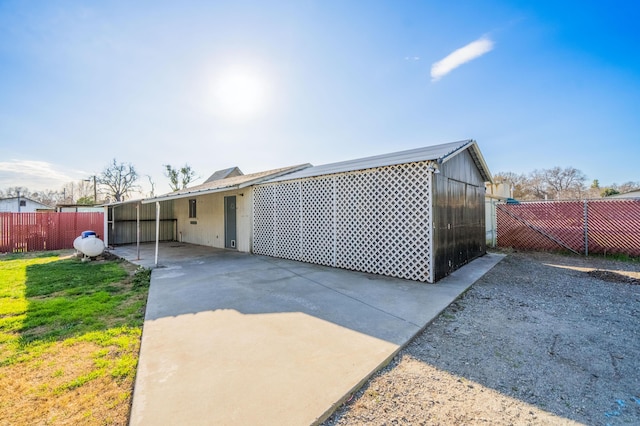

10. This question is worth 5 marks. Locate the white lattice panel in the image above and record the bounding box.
[301,177,334,266]
[334,172,360,272]
[335,162,432,282]
[253,185,275,256]
[253,161,433,282]
[274,181,301,260]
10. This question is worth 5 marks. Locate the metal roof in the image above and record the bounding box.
[0,196,55,209]
[100,198,145,207]
[265,139,492,183]
[141,163,311,204]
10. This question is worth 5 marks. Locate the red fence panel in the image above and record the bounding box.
[497,199,640,257]
[0,212,104,253]
[587,199,640,256]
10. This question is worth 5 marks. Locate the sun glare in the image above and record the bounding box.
[210,67,270,121]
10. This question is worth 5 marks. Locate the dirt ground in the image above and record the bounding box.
[323,251,640,425]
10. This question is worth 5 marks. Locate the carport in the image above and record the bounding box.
[104,164,310,266]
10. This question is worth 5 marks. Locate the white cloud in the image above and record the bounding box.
[430,37,494,82]
[0,160,87,191]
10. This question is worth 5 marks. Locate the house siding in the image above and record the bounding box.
[0,198,53,213]
[175,189,253,252]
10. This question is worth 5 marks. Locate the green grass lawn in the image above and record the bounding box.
[0,251,150,425]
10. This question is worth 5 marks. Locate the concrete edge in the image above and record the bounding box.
[312,252,506,425]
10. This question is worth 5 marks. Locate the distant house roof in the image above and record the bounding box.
[265,139,492,183]
[0,197,54,210]
[204,167,244,183]
[608,189,640,198]
[141,164,311,204]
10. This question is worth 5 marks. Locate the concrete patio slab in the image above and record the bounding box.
[113,243,503,425]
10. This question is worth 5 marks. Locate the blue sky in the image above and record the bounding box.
[1,0,638,196]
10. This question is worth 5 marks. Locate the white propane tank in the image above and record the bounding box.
[73,236,83,252]
[80,235,105,257]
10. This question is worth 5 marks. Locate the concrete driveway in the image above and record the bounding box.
[113,243,503,425]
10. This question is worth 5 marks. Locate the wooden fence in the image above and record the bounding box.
[497,199,640,256]
[0,212,104,253]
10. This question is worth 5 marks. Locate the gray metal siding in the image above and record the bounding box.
[107,201,176,245]
[439,149,486,187]
[432,151,486,281]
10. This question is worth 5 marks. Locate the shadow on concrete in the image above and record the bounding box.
[116,243,496,347]
[113,242,504,425]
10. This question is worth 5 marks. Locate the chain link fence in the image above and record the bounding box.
[496,199,640,257]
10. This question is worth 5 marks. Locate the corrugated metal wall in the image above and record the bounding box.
[432,150,487,281]
[497,199,640,256]
[0,212,104,253]
[253,161,434,282]
[107,201,176,245]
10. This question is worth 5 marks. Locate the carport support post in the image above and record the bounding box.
[136,202,140,260]
[102,205,109,248]
[155,201,160,266]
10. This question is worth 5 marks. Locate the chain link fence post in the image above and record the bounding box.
[583,199,589,256]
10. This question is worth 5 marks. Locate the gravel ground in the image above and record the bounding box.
[322,251,640,425]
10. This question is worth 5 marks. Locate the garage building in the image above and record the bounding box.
[252,139,492,283]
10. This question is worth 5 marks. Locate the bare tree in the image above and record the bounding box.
[541,166,587,199]
[32,189,63,206]
[98,159,139,202]
[526,169,549,200]
[3,186,31,198]
[0,186,66,206]
[60,180,94,204]
[617,181,640,194]
[493,172,529,198]
[146,175,156,198]
[164,164,198,191]
[495,166,588,200]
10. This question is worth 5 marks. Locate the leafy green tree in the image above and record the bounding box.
[601,188,620,197]
[164,164,197,191]
[76,196,94,205]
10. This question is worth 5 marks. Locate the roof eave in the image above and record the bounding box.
[238,163,312,188]
[99,198,145,207]
[141,164,313,204]
[140,186,238,204]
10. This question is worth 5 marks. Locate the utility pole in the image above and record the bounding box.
[85,176,98,204]
[92,175,97,204]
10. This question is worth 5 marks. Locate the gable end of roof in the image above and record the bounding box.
[439,140,493,183]
[204,167,244,183]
